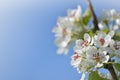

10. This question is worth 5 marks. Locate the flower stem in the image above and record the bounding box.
[104,63,118,80]
[87,0,99,31]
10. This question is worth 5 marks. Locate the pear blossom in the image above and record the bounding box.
[86,46,109,67]
[110,40,120,57]
[53,23,71,54]
[98,9,120,31]
[71,52,83,68]
[71,47,94,73]
[74,33,92,52]
[53,6,84,54]
[77,59,93,73]
[99,9,120,21]
[116,19,120,25]
[98,22,108,30]
[53,3,120,80]
[67,5,82,22]
[53,16,75,54]
[94,31,114,47]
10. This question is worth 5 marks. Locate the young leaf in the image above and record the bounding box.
[82,8,91,25]
[101,29,109,34]
[113,63,120,71]
[88,29,95,38]
[88,71,106,80]
[113,32,120,41]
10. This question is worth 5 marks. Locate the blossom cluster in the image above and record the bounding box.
[52,6,91,54]
[53,5,120,80]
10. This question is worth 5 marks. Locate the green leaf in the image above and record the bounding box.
[88,29,96,38]
[82,8,91,25]
[84,8,91,16]
[113,32,120,41]
[71,31,84,40]
[113,63,120,71]
[88,71,106,80]
[101,29,109,34]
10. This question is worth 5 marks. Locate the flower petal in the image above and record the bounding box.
[84,33,90,42]
[108,30,115,37]
[80,73,86,80]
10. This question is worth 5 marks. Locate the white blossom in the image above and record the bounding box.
[53,17,73,54]
[80,73,86,80]
[116,19,120,25]
[98,22,108,30]
[94,31,113,47]
[53,5,84,54]
[74,33,92,52]
[86,46,109,67]
[99,9,120,21]
[110,40,120,57]
[98,9,120,31]
[77,59,93,73]
[67,5,82,22]
[71,52,83,68]
[53,4,120,80]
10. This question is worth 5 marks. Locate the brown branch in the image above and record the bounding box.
[87,0,99,31]
[104,63,118,80]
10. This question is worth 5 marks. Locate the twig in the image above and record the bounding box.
[104,63,118,80]
[87,0,99,31]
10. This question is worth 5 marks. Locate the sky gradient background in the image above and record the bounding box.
[0,0,120,80]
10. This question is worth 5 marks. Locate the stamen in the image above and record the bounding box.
[92,53,100,62]
[74,53,80,61]
[81,40,89,47]
[63,28,67,35]
[99,38,105,45]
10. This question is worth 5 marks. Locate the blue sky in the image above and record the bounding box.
[0,0,120,80]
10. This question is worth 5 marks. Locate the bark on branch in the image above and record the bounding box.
[104,63,118,80]
[87,0,99,31]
